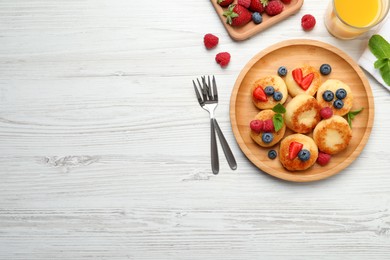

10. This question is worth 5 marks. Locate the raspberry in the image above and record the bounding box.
[250,120,264,133]
[263,119,275,132]
[203,33,219,49]
[320,107,333,119]
[215,52,231,67]
[317,151,331,166]
[238,0,251,8]
[265,0,284,16]
[301,14,316,31]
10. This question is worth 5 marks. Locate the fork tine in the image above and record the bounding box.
[193,80,203,105]
[212,75,218,101]
[197,78,207,101]
[201,76,210,100]
[207,76,213,99]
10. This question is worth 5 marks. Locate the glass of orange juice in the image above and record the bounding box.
[325,0,390,40]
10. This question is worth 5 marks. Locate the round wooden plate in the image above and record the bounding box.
[230,39,374,182]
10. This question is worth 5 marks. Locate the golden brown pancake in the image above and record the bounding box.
[251,75,288,110]
[285,94,321,134]
[279,134,319,171]
[250,110,286,148]
[313,115,352,155]
[316,79,353,116]
[285,65,322,97]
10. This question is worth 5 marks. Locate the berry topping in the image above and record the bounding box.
[317,151,331,166]
[298,149,311,161]
[249,0,265,13]
[252,12,263,24]
[320,64,332,75]
[281,0,291,3]
[262,132,274,143]
[264,86,275,96]
[215,52,231,67]
[238,0,251,8]
[223,4,252,27]
[335,88,347,99]
[292,68,303,85]
[300,73,314,90]
[273,91,283,101]
[253,86,268,102]
[265,0,284,16]
[217,0,234,7]
[301,14,316,31]
[288,141,303,160]
[333,99,344,109]
[263,119,275,132]
[203,33,219,50]
[268,149,277,159]
[278,66,288,76]
[320,107,333,119]
[322,90,334,102]
[250,119,264,133]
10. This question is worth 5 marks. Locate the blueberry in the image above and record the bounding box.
[320,64,332,75]
[262,133,274,143]
[298,149,311,161]
[268,149,277,159]
[273,91,283,101]
[335,88,347,99]
[333,99,344,109]
[264,86,275,96]
[322,90,334,102]
[252,12,262,24]
[278,66,288,76]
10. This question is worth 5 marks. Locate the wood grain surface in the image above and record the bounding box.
[230,39,374,182]
[0,0,390,259]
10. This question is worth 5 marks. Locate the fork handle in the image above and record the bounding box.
[213,119,237,170]
[210,119,219,174]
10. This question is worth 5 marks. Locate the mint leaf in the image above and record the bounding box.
[272,103,286,114]
[346,108,363,128]
[374,58,389,69]
[379,59,390,86]
[369,35,390,60]
[273,113,284,132]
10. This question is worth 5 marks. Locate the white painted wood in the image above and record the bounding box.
[0,0,389,259]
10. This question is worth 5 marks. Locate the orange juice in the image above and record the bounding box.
[325,0,389,40]
[334,0,380,27]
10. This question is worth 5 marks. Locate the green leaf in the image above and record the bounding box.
[379,60,390,86]
[374,58,389,69]
[260,0,269,7]
[272,103,286,114]
[272,113,284,132]
[368,35,390,60]
[346,108,363,128]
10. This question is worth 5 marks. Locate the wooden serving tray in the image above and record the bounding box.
[210,0,304,41]
[230,39,374,182]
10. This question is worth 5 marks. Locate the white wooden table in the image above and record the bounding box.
[1,0,389,259]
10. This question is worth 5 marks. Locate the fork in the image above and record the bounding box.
[193,75,237,174]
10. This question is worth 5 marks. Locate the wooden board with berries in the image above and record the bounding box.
[230,40,374,182]
[211,0,304,41]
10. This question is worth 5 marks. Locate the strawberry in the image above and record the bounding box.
[250,120,264,133]
[218,0,234,7]
[288,141,303,160]
[238,0,251,8]
[265,0,284,16]
[292,68,303,85]
[281,0,291,4]
[263,119,275,132]
[249,0,266,13]
[203,33,219,49]
[223,4,252,27]
[253,86,268,102]
[317,151,331,166]
[300,73,314,90]
[215,52,231,67]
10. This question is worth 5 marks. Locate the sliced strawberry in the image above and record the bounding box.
[292,68,303,85]
[253,86,267,102]
[300,73,314,90]
[288,141,303,160]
